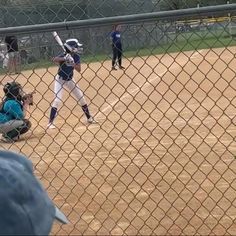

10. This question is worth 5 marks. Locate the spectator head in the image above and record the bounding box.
[0,150,68,235]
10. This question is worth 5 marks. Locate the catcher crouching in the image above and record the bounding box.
[0,82,33,142]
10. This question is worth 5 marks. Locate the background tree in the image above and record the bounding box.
[159,0,230,11]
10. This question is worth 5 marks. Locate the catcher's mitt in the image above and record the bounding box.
[22,92,35,106]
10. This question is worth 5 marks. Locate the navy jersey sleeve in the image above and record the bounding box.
[56,53,65,64]
[111,31,115,40]
[73,54,80,64]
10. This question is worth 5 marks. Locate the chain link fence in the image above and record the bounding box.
[0,3,236,235]
[0,0,232,27]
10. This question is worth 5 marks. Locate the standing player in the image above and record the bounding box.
[4,35,20,74]
[111,24,125,70]
[47,38,96,129]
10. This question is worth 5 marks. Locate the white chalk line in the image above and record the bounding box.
[95,52,201,120]
[96,68,167,117]
[190,49,234,61]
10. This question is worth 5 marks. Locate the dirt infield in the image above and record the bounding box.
[0,47,236,235]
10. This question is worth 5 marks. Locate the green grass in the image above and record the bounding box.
[75,34,236,63]
[1,32,236,74]
[125,35,236,58]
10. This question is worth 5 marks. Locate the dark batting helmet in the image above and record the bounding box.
[64,38,83,54]
[3,81,23,100]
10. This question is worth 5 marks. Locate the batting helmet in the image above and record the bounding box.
[64,38,83,54]
[3,81,23,100]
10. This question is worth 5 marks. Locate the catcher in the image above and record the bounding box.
[0,81,34,142]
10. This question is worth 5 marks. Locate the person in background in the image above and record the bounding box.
[110,24,125,70]
[0,150,68,235]
[4,35,21,74]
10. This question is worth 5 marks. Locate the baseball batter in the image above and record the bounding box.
[47,38,96,129]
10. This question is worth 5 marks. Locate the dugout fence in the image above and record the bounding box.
[0,4,236,235]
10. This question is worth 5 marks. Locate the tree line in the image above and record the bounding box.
[159,0,232,10]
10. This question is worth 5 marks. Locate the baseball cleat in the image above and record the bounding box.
[111,66,117,71]
[87,117,97,124]
[47,123,56,129]
[1,134,19,143]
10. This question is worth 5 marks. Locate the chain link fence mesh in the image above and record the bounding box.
[0,0,233,27]
[0,2,236,236]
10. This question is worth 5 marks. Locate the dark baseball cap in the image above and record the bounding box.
[0,150,68,235]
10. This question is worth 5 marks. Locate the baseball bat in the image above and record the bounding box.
[52,31,66,52]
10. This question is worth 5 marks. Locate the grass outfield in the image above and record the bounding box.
[1,32,236,74]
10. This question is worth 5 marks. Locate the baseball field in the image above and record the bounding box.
[0,46,236,235]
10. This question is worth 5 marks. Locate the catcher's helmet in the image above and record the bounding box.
[3,82,22,99]
[64,38,83,54]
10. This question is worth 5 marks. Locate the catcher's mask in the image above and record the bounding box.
[3,82,23,100]
[64,38,83,54]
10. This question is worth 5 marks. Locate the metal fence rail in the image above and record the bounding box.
[0,4,236,235]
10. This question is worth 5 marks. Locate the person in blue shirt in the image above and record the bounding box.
[47,38,96,129]
[111,24,125,70]
[0,82,31,142]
